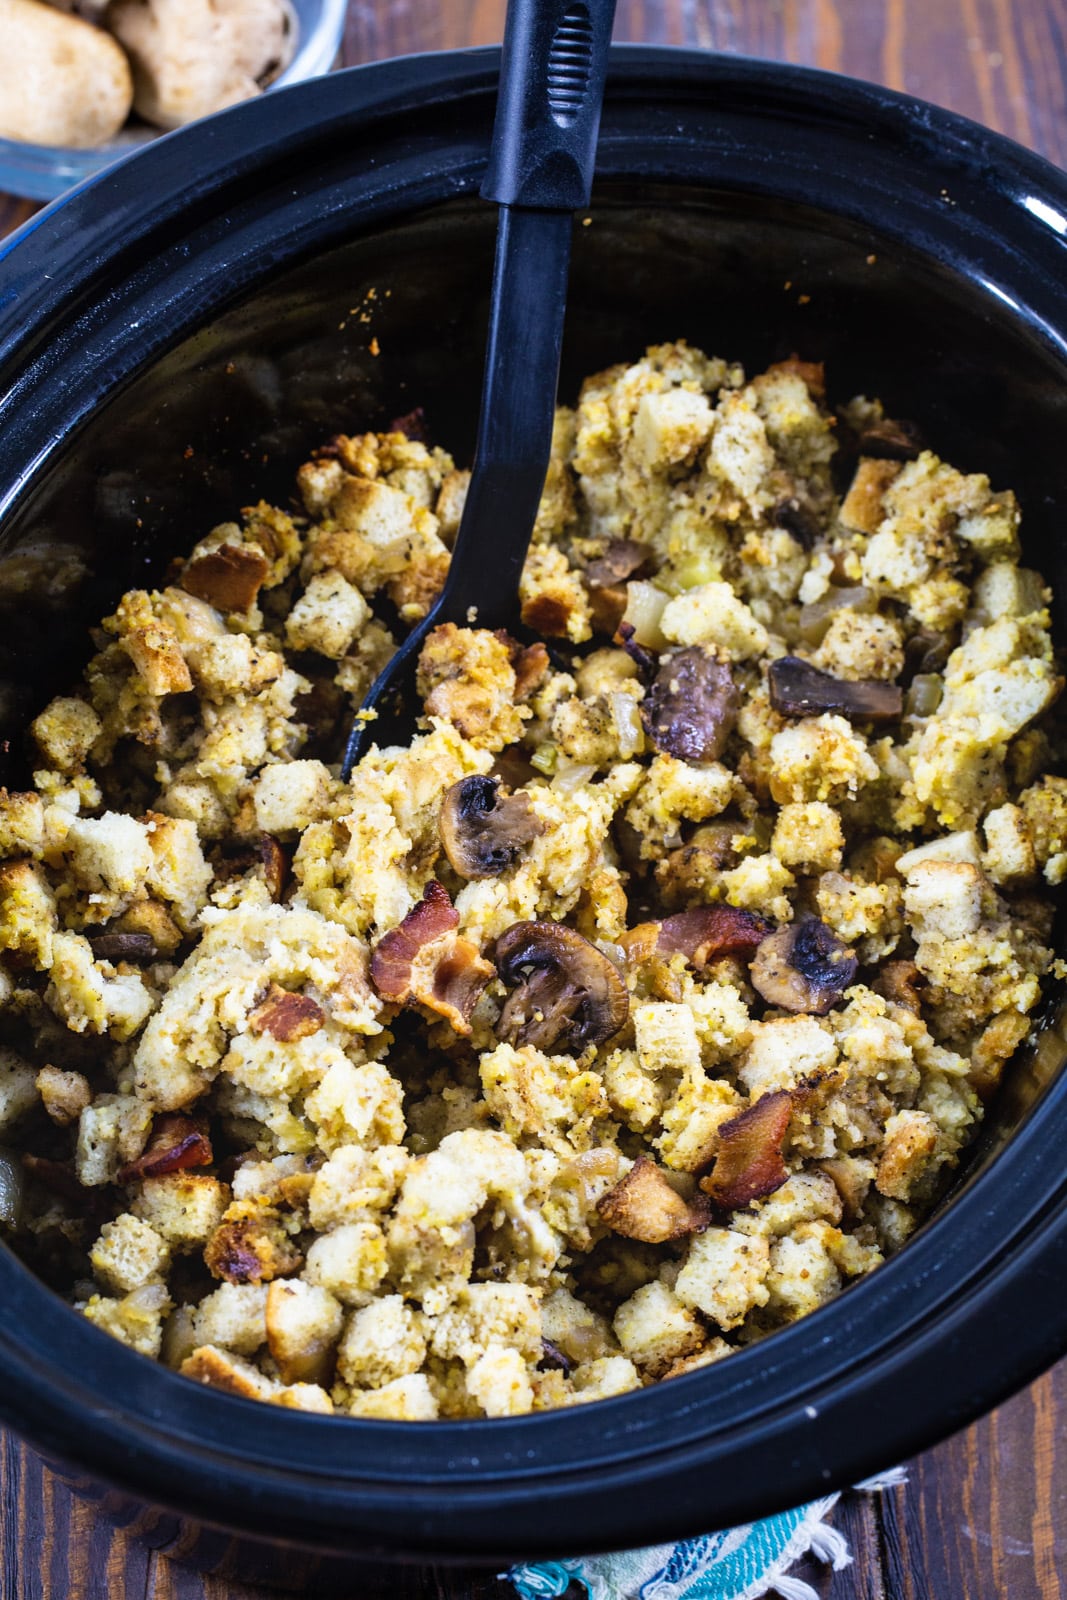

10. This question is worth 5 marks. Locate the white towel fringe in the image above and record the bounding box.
[853,1464,909,1492]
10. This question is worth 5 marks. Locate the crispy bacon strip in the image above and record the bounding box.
[657,907,773,967]
[597,1154,709,1243]
[699,1091,793,1211]
[248,984,325,1043]
[370,880,494,1035]
[117,1114,213,1186]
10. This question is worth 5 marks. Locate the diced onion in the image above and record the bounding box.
[622,580,670,649]
[552,761,598,794]
[797,585,875,646]
[610,692,645,759]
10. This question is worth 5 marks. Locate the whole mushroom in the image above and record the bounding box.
[0,0,133,147]
[494,921,629,1053]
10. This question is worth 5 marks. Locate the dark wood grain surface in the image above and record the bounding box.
[2,2,1067,1596]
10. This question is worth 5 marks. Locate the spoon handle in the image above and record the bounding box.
[483,0,619,211]
[340,0,616,777]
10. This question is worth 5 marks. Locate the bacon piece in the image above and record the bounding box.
[370,879,494,1035]
[699,1091,793,1211]
[117,1114,213,1186]
[657,906,773,967]
[389,406,429,442]
[597,1154,710,1243]
[248,984,325,1043]
[180,544,270,613]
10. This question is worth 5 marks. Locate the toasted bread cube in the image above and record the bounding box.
[0,791,44,859]
[285,571,370,660]
[192,1282,267,1355]
[675,1227,771,1330]
[0,859,56,968]
[347,1373,439,1419]
[265,1279,344,1384]
[633,1002,702,1076]
[839,457,901,534]
[90,1212,171,1293]
[613,1280,705,1374]
[31,697,101,772]
[633,387,714,469]
[36,1064,90,1126]
[771,802,844,873]
[903,859,983,940]
[81,1283,171,1359]
[132,1172,231,1246]
[0,1049,38,1133]
[466,1345,534,1418]
[336,1295,426,1388]
[121,623,193,695]
[181,1345,276,1401]
[65,811,153,895]
[660,582,768,660]
[252,760,334,836]
[76,1094,153,1187]
[303,1220,388,1305]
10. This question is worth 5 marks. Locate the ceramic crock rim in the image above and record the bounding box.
[1,43,1066,1563]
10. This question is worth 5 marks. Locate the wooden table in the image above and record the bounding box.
[2,2,1066,1595]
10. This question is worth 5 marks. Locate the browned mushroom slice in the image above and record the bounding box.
[370,879,494,1035]
[439,775,545,880]
[495,920,629,1052]
[642,647,741,764]
[750,920,858,1015]
[699,1091,793,1210]
[871,959,926,1016]
[657,906,774,968]
[117,1114,213,1185]
[597,1154,709,1243]
[180,543,270,613]
[88,931,158,964]
[855,416,924,460]
[584,539,651,590]
[773,490,822,549]
[768,656,903,723]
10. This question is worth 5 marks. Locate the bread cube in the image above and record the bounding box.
[286,571,370,659]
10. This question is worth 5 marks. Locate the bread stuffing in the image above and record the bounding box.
[0,342,1062,1421]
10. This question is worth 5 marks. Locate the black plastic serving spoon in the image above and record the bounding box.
[340,0,617,778]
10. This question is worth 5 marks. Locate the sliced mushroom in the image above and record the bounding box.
[855,416,924,460]
[641,646,741,764]
[370,879,495,1035]
[88,931,159,964]
[699,1091,793,1211]
[871,959,926,1016]
[750,919,857,1015]
[439,776,545,880]
[585,539,651,590]
[597,1154,709,1243]
[495,921,629,1053]
[768,656,903,723]
[117,1114,213,1185]
[656,906,774,969]
[773,490,823,549]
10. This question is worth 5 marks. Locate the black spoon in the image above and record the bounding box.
[340,0,617,779]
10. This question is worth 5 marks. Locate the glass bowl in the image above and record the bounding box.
[0,0,347,201]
